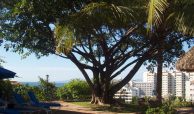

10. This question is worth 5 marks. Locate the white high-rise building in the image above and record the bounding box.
[143,72,157,94]
[171,71,186,97]
[115,71,194,101]
[143,72,157,83]
[185,72,194,101]
[162,72,172,97]
[142,71,187,98]
[132,81,154,97]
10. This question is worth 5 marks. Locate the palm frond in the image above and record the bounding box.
[55,24,75,54]
[176,14,194,36]
[147,0,168,33]
[174,1,194,36]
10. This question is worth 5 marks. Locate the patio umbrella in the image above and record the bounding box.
[176,47,194,72]
[0,67,16,79]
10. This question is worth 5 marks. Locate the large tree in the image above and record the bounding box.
[147,0,194,103]
[0,0,150,104]
[0,0,191,104]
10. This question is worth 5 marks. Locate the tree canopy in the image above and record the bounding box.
[146,0,194,102]
[0,0,193,104]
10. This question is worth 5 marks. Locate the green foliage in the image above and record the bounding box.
[146,97,192,114]
[13,84,31,100]
[146,101,174,114]
[1,0,193,105]
[0,80,13,101]
[56,86,72,100]
[57,79,91,101]
[13,76,57,101]
[0,58,5,66]
[38,76,57,101]
[147,0,194,36]
[131,96,138,105]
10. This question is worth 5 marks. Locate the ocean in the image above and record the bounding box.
[21,81,67,87]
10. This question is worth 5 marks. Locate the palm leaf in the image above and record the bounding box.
[174,2,194,36]
[147,0,168,33]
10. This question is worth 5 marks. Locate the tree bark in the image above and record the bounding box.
[90,72,114,105]
[90,82,113,105]
[156,51,163,104]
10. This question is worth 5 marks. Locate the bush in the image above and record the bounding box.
[57,79,91,101]
[56,86,72,100]
[13,76,57,101]
[131,96,138,105]
[0,80,13,101]
[38,77,57,101]
[13,84,31,100]
[145,97,192,114]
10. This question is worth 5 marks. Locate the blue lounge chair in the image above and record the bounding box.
[13,93,51,114]
[13,93,28,106]
[27,91,61,108]
[0,109,20,114]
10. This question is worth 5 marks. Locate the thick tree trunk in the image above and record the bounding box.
[156,52,163,104]
[90,92,113,105]
[90,93,103,105]
[90,79,113,105]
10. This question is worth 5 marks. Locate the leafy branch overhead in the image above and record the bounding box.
[55,2,135,54]
[147,0,194,36]
[1,0,193,104]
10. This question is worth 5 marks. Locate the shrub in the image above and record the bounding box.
[38,77,57,101]
[57,79,91,101]
[13,76,57,101]
[56,86,72,100]
[0,80,13,101]
[131,96,138,105]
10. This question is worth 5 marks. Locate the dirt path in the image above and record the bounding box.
[51,101,114,114]
[51,101,136,114]
[51,101,194,114]
[175,107,194,114]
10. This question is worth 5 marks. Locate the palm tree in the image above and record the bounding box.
[147,0,194,103]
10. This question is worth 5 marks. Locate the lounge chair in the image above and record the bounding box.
[27,91,61,108]
[13,93,52,114]
[0,109,20,114]
[0,97,34,114]
[13,93,28,106]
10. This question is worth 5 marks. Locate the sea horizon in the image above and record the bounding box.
[20,80,69,87]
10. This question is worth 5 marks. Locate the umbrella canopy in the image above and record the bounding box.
[0,67,16,79]
[176,47,194,72]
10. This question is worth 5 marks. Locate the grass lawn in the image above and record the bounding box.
[70,101,147,113]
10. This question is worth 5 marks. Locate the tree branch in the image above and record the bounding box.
[109,58,140,81]
[110,57,146,95]
[109,25,138,53]
[67,53,94,88]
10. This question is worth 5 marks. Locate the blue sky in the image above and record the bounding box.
[0,45,146,82]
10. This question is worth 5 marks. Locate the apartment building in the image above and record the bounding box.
[143,72,157,90]
[114,86,139,103]
[171,71,186,97]
[185,72,194,101]
[115,71,194,102]
[162,72,172,97]
[142,71,187,98]
[132,81,154,97]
